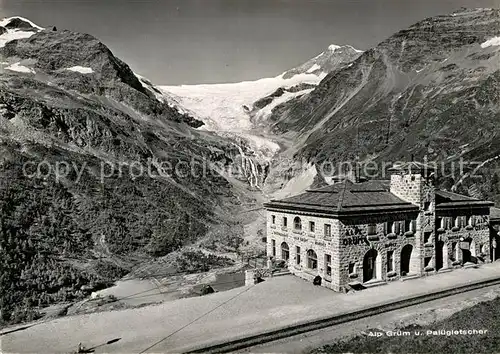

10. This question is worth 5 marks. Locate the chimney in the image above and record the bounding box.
[347,158,360,183]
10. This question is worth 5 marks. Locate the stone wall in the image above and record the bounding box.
[338,212,419,287]
[436,211,491,267]
[390,173,424,206]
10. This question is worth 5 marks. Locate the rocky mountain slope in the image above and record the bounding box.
[265,8,500,200]
[0,17,248,324]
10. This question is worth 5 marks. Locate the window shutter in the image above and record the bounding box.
[384,222,388,234]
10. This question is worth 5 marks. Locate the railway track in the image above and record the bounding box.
[185,275,500,353]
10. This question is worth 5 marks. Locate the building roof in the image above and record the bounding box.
[265,179,496,217]
[264,180,418,216]
[435,190,494,209]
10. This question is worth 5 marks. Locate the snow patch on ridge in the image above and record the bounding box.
[66,66,94,74]
[481,36,500,48]
[348,45,364,53]
[5,62,34,74]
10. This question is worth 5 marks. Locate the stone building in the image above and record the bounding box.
[264,162,495,292]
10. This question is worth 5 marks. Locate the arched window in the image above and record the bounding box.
[294,217,302,231]
[307,249,318,269]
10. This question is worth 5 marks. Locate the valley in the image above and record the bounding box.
[0,6,499,332]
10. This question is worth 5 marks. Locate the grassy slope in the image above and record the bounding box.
[0,29,247,325]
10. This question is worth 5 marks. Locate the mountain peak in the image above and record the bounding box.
[0,16,43,31]
[281,43,363,79]
[0,16,44,48]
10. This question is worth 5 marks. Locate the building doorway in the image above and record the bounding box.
[462,249,472,264]
[400,244,413,275]
[363,249,378,282]
[435,241,444,270]
[281,242,289,262]
[461,237,473,264]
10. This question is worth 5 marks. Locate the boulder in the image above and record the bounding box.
[200,284,215,295]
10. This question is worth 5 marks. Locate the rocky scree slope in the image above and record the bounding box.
[0,18,244,325]
[266,8,500,200]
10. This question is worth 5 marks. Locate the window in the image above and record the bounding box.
[404,219,416,233]
[307,249,318,269]
[444,217,452,229]
[281,242,289,261]
[271,215,276,224]
[404,220,411,232]
[424,257,432,268]
[438,217,446,229]
[293,217,302,231]
[272,239,276,257]
[325,254,332,276]
[393,221,401,234]
[455,216,464,228]
[424,231,432,244]
[367,224,377,235]
[387,251,394,272]
[348,262,356,274]
[309,221,315,232]
[296,246,301,265]
[324,224,332,238]
[283,217,288,227]
[467,216,475,226]
[424,202,431,211]
[386,221,394,234]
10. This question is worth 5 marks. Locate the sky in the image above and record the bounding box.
[0,0,499,85]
